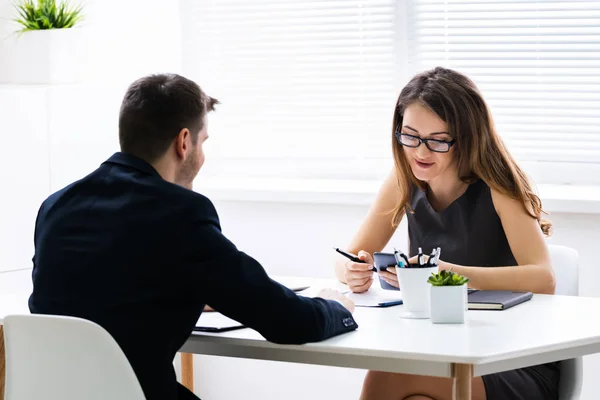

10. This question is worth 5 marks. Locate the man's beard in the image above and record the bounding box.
[175,154,199,189]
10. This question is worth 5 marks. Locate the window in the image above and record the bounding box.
[181,0,401,182]
[181,0,600,186]
[405,0,600,185]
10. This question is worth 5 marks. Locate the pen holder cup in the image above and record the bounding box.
[395,265,437,319]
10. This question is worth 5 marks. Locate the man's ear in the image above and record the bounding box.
[174,128,190,159]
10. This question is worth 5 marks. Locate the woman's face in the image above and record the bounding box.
[399,103,457,183]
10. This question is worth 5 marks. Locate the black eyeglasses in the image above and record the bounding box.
[395,130,455,153]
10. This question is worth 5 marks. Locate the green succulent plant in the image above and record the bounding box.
[13,0,83,33]
[427,269,469,286]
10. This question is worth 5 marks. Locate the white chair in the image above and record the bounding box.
[549,244,583,400]
[3,314,146,400]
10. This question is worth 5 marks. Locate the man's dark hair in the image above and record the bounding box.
[118,73,218,162]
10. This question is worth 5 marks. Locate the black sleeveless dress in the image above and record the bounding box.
[406,179,559,400]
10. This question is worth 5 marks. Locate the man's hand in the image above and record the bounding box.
[317,288,355,313]
[203,305,215,312]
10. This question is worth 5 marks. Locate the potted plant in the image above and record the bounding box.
[0,0,85,84]
[427,269,469,324]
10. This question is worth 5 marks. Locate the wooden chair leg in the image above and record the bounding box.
[1,325,5,400]
[181,352,194,393]
[452,363,473,400]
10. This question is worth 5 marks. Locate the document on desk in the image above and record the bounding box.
[194,312,245,333]
[272,276,312,293]
[346,287,403,307]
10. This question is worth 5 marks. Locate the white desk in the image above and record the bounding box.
[181,278,600,399]
[4,277,600,399]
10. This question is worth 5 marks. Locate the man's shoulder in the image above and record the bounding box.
[171,186,220,220]
[37,172,91,218]
[38,161,110,210]
[37,156,222,227]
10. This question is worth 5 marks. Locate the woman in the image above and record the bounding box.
[334,67,558,400]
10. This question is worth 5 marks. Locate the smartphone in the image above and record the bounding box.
[373,252,400,291]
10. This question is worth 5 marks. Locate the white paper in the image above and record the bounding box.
[196,312,243,330]
[346,287,403,307]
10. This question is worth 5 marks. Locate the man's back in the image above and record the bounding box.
[29,152,357,400]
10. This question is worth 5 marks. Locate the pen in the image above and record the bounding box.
[427,248,437,267]
[392,248,405,268]
[378,300,403,307]
[418,247,424,266]
[393,247,401,265]
[334,247,363,263]
[394,248,409,266]
[397,257,405,268]
[402,254,409,266]
[434,247,442,265]
[333,247,377,272]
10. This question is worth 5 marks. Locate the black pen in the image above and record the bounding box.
[394,247,410,266]
[333,247,377,271]
[400,252,409,266]
[393,247,401,264]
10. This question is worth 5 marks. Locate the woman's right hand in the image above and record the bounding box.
[344,250,375,293]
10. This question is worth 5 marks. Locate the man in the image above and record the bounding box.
[29,74,357,400]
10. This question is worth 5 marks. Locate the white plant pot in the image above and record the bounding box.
[0,27,86,84]
[430,285,467,324]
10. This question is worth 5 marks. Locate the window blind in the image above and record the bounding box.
[406,0,600,183]
[181,0,399,180]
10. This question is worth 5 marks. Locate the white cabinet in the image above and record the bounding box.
[0,86,50,272]
[0,84,124,272]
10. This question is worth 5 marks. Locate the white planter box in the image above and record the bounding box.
[0,27,86,84]
[430,285,467,324]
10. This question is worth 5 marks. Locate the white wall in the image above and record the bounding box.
[0,0,181,84]
[78,0,182,84]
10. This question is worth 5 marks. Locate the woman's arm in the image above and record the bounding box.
[334,169,402,283]
[439,188,556,294]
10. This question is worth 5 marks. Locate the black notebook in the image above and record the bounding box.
[468,290,533,310]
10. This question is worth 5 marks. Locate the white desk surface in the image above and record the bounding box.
[181,277,600,378]
[3,273,600,378]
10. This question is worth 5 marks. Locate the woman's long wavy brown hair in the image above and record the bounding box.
[391,67,551,236]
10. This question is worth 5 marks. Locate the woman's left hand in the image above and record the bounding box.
[407,254,450,270]
[379,255,451,288]
[378,267,399,288]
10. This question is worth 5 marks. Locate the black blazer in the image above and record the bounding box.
[29,152,357,400]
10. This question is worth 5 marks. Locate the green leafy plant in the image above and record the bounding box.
[13,0,83,33]
[427,269,469,286]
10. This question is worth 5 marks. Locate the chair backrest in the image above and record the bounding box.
[547,245,583,399]
[3,314,146,400]
[548,244,580,296]
[559,356,583,400]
